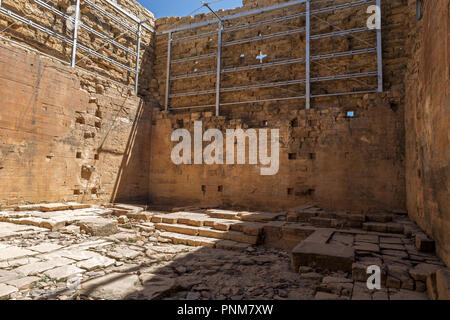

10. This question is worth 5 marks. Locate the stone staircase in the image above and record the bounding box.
[150,209,285,251]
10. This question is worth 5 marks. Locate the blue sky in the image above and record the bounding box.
[137,0,243,18]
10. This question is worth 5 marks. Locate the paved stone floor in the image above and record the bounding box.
[0,204,442,300]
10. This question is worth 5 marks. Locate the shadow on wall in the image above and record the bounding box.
[110,40,156,205]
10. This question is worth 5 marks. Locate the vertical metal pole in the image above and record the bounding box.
[305,0,311,110]
[376,0,383,92]
[165,31,172,111]
[134,22,142,94]
[71,0,81,68]
[215,21,223,117]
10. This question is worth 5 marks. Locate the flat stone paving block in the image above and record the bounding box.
[0,283,18,300]
[44,265,85,281]
[0,246,36,261]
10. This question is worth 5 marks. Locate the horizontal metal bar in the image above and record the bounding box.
[311,71,377,82]
[223,27,305,47]
[170,47,376,81]
[172,52,217,64]
[158,0,307,35]
[311,0,375,15]
[0,33,135,91]
[169,89,378,111]
[171,70,216,80]
[79,22,138,56]
[33,0,137,56]
[220,95,306,106]
[104,0,139,23]
[173,30,218,43]
[77,42,136,73]
[311,27,370,40]
[311,90,377,98]
[158,0,374,36]
[34,0,71,19]
[311,47,376,60]
[169,71,377,98]
[169,104,216,111]
[83,0,138,34]
[170,89,216,98]
[0,7,73,44]
[0,7,135,73]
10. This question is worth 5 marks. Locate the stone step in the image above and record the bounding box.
[362,222,404,234]
[155,223,260,245]
[205,209,240,220]
[151,212,265,236]
[158,232,250,251]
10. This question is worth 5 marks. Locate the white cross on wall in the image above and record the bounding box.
[256,51,267,63]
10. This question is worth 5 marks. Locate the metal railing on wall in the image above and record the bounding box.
[0,0,154,94]
[159,0,383,115]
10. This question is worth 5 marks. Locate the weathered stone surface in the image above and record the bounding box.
[80,273,142,300]
[0,246,36,261]
[409,263,441,282]
[354,242,380,253]
[0,270,21,283]
[435,269,450,300]
[6,276,40,290]
[389,289,428,300]
[77,218,118,236]
[76,256,116,271]
[0,283,19,300]
[291,242,355,272]
[14,258,74,276]
[138,275,179,300]
[415,233,435,253]
[29,243,62,253]
[44,265,85,281]
[39,203,71,212]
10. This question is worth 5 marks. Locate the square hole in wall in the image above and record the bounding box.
[76,116,85,125]
[76,152,82,159]
[288,153,297,160]
[262,120,268,127]
[346,111,355,118]
[177,119,184,128]
[94,154,99,160]
[201,185,206,192]
[287,188,294,196]
[74,189,81,195]
[291,118,298,127]
[218,185,223,192]
[309,153,316,160]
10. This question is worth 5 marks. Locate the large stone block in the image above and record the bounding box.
[291,242,355,272]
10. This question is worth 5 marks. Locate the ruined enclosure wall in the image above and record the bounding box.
[404,0,450,265]
[0,41,152,206]
[148,0,409,212]
[0,0,155,91]
[0,0,156,207]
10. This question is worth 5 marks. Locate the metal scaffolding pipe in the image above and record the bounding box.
[135,22,142,94]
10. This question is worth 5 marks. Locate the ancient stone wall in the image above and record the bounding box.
[0,37,152,207]
[0,0,155,90]
[147,0,409,212]
[404,0,450,266]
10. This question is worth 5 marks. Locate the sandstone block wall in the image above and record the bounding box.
[404,0,450,266]
[147,0,408,212]
[0,0,155,92]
